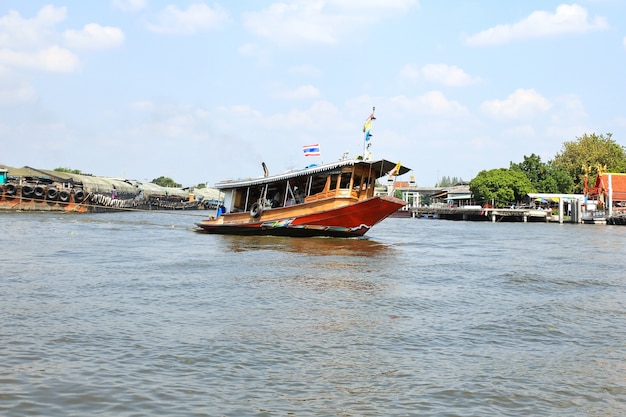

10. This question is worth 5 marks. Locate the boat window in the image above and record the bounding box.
[232,189,247,212]
[294,184,305,203]
[309,174,328,195]
[267,186,283,208]
[284,181,301,206]
[364,176,375,195]
[339,172,351,189]
[353,174,363,192]
[246,186,263,210]
[328,175,339,191]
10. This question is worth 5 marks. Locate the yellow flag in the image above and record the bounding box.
[388,162,402,177]
[363,120,372,133]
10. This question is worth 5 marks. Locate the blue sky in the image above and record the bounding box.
[1,1,625,187]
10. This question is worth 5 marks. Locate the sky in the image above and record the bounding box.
[1,1,625,187]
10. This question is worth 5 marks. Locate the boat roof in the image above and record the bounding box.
[214,159,411,190]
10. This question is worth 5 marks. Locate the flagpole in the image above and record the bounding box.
[362,106,375,161]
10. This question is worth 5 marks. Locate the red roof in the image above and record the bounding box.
[591,173,626,201]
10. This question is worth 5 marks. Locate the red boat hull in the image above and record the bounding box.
[196,195,405,237]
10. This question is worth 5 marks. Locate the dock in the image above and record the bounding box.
[411,206,550,222]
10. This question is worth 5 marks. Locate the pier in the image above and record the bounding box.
[400,192,590,224]
[411,206,550,222]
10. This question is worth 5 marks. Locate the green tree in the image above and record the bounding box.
[54,167,92,176]
[552,133,626,192]
[436,176,463,187]
[469,168,536,207]
[509,154,544,185]
[152,176,181,188]
[541,166,574,193]
[510,154,574,193]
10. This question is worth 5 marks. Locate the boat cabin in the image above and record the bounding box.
[216,159,407,215]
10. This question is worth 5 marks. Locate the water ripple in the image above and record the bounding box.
[1,213,625,416]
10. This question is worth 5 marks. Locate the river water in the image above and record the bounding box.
[1,212,625,416]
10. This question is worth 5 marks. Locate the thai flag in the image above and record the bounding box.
[302,144,321,157]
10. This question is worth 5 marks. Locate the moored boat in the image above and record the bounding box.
[196,158,410,237]
[0,165,209,212]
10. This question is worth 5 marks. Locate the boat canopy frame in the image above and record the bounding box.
[214,159,408,190]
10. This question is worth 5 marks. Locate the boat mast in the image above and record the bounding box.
[362,107,376,161]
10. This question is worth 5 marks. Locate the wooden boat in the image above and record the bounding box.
[196,158,410,237]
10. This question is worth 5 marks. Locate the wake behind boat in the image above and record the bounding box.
[196,158,410,237]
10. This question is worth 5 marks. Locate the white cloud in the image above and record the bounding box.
[0,6,76,72]
[0,45,80,73]
[481,88,552,119]
[244,0,417,46]
[38,46,81,72]
[64,24,124,49]
[419,91,468,114]
[623,36,626,48]
[0,5,66,49]
[465,4,609,46]
[0,5,120,73]
[111,0,147,12]
[146,3,229,35]
[421,64,481,86]
[244,3,339,45]
[272,85,321,100]
[398,64,421,82]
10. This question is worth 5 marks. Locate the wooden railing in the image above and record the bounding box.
[304,189,359,203]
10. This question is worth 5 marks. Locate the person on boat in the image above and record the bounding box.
[111,186,117,199]
[294,186,304,204]
[272,191,282,208]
